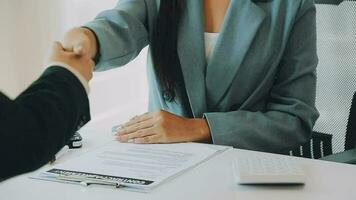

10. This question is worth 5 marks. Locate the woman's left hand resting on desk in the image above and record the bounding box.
[116,110,211,144]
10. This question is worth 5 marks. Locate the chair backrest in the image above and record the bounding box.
[289,0,356,158]
[345,92,356,150]
[312,0,356,154]
[315,0,344,4]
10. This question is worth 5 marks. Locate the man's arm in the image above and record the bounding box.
[0,43,93,180]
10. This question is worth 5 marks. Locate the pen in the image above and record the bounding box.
[80,180,121,188]
[56,174,122,188]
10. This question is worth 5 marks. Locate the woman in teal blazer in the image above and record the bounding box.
[63,0,319,154]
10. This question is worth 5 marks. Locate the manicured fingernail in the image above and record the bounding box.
[112,125,122,133]
[130,115,138,120]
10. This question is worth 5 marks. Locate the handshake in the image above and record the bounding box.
[48,28,98,82]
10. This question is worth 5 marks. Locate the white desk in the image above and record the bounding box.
[1,112,356,200]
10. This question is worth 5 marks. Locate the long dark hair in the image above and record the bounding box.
[150,0,184,102]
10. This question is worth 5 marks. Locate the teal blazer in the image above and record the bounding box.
[85,0,319,153]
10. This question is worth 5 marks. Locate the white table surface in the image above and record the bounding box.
[1,112,356,200]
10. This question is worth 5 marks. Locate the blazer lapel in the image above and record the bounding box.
[205,0,267,108]
[177,0,207,118]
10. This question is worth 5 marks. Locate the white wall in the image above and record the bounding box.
[0,0,149,119]
[0,0,18,97]
[0,0,54,97]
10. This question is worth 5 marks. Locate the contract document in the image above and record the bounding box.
[35,141,230,191]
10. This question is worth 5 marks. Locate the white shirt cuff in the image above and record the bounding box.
[45,62,90,94]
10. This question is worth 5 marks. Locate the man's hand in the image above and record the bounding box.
[48,42,95,82]
[62,27,97,59]
[116,110,211,144]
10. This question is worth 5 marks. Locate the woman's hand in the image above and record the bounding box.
[62,27,98,59]
[116,110,211,144]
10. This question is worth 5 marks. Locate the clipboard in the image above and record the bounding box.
[34,141,232,191]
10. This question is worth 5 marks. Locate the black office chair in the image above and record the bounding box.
[291,93,356,162]
[289,0,356,163]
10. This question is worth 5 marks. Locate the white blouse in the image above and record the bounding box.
[204,32,220,62]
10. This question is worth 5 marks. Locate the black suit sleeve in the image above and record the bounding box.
[0,66,90,180]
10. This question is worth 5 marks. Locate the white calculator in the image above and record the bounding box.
[232,156,306,185]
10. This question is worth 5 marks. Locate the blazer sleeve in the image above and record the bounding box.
[84,0,158,71]
[204,0,319,154]
[0,66,90,180]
